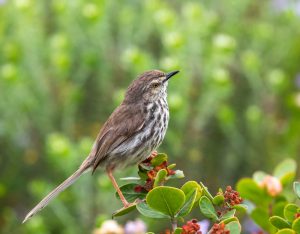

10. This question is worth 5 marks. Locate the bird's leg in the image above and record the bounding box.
[106,168,130,207]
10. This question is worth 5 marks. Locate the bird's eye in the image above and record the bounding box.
[152,83,160,88]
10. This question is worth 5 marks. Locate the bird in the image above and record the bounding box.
[22,69,179,223]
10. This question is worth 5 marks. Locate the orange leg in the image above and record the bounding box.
[106,168,130,207]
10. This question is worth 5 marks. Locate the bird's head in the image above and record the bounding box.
[124,70,179,103]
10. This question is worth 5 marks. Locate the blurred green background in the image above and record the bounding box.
[1,0,300,233]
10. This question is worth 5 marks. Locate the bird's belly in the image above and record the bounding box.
[106,103,169,169]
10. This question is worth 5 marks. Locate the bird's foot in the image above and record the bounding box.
[123,198,143,208]
[123,202,134,208]
[151,150,158,157]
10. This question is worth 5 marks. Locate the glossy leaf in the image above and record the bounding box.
[199,196,218,221]
[115,183,147,202]
[273,159,296,185]
[274,202,288,217]
[138,171,148,180]
[222,217,239,224]
[251,207,275,233]
[284,204,298,222]
[181,181,202,202]
[146,186,185,217]
[281,173,296,187]
[153,169,167,187]
[151,153,168,166]
[199,182,214,201]
[237,178,269,205]
[167,163,176,169]
[292,217,300,232]
[225,221,241,234]
[213,194,225,206]
[176,188,197,217]
[136,202,170,219]
[275,228,296,234]
[220,209,236,221]
[232,204,248,213]
[112,203,137,217]
[269,216,291,229]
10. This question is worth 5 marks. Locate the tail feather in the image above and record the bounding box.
[23,165,90,223]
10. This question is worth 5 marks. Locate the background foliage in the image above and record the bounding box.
[0,0,300,233]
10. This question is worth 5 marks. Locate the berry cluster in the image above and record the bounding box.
[134,152,175,192]
[223,186,243,206]
[182,219,202,234]
[210,223,229,234]
[216,185,243,217]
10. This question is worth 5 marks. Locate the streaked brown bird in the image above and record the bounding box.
[23,69,179,223]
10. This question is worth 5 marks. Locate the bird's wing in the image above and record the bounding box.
[90,103,145,172]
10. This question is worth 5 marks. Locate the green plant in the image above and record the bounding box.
[268,182,300,234]
[111,153,246,233]
[237,159,298,234]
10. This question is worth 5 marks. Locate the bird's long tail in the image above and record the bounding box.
[22,163,90,223]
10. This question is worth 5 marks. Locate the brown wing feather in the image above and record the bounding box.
[90,103,145,172]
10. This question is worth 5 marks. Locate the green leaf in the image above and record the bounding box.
[167,163,176,169]
[273,159,297,186]
[269,216,291,229]
[153,169,167,187]
[181,181,202,202]
[174,228,183,234]
[199,182,214,201]
[146,186,185,217]
[136,202,170,219]
[284,204,298,222]
[151,153,168,166]
[237,178,269,205]
[115,183,147,203]
[199,196,218,221]
[274,201,288,217]
[273,159,297,178]
[281,173,296,187]
[275,195,288,203]
[251,207,275,233]
[176,188,197,217]
[112,203,137,217]
[292,217,300,233]
[220,209,236,221]
[232,204,248,213]
[293,182,300,200]
[222,217,239,224]
[138,171,148,180]
[275,228,296,234]
[253,171,268,184]
[225,221,241,234]
[213,194,225,206]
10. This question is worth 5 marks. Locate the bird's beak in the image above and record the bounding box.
[164,70,179,82]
